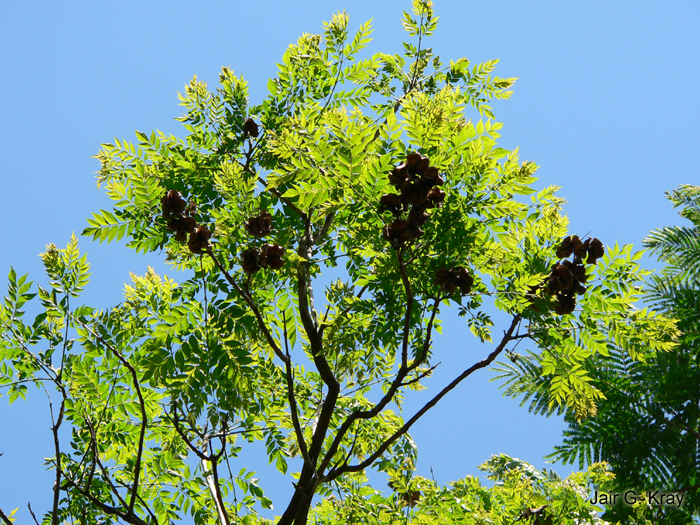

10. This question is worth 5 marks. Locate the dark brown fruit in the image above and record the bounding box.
[244,210,273,237]
[388,166,410,188]
[435,266,473,295]
[259,243,285,270]
[244,118,259,138]
[405,152,423,167]
[587,238,604,264]
[187,225,212,254]
[425,187,446,208]
[161,190,187,220]
[408,205,430,227]
[556,236,573,259]
[379,194,403,216]
[554,294,576,315]
[241,248,260,274]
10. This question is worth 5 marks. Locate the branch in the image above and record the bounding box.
[282,312,314,471]
[410,296,441,368]
[27,503,40,525]
[324,314,522,482]
[400,363,439,388]
[397,250,414,370]
[44,386,65,525]
[168,404,211,462]
[205,247,289,363]
[203,437,230,525]
[0,508,13,525]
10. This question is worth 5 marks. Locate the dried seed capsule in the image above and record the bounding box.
[587,238,604,264]
[161,190,187,220]
[425,187,446,208]
[409,157,430,177]
[388,166,410,188]
[244,118,260,138]
[259,243,285,270]
[379,194,403,216]
[454,267,474,295]
[572,235,587,259]
[556,236,574,259]
[405,152,423,167]
[187,225,212,254]
[407,205,430,227]
[554,294,576,315]
[241,248,261,274]
[244,211,273,237]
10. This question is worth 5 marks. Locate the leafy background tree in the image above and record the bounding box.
[498,185,700,524]
[0,1,698,525]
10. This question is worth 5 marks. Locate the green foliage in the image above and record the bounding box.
[0,3,677,525]
[310,455,650,524]
[495,186,698,524]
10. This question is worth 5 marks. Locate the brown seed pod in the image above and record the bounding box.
[259,243,285,270]
[187,225,212,254]
[379,194,403,216]
[401,179,433,206]
[553,264,574,292]
[244,118,259,138]
[554,293,576,315]
[161,190,187,220]
[423,166,445,186]
[405,152,423,168]
[409,157,430,177]
[244,211,273,237]
[407,205,430,227]
[587,238,604,264]
[241,248,261,274]
[425,187,446,208]
[166,214,197,243]
[556,236,574,259]
[388,166,410,188]
[572,236,587,259]
[435,267,473,295]
[400,490,421,508]
[383,220,421,248]
[567,262,588,284]
[454,267,474,294]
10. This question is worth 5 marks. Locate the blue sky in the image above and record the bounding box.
[1,1,698,522]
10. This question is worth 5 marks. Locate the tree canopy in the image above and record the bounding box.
[0,2,678,524]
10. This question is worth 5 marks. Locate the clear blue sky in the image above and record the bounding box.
[1,1,698,522]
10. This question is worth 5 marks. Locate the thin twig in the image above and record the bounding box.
[28,503,40,525]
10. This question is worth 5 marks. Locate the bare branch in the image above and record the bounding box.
[324,314,522,482]
[203,438,230,525]
[397,250,414,370]
[28,503,40,525]
[0,508,13,525]
[410,296,441,369]
[44,386,65,525]
[282,312,314,471]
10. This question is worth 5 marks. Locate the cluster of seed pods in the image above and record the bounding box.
[240,210,285,274]
[380,153,472,296]
[544,235,605,314]
[380,152,446,248]
[161,190,211,254]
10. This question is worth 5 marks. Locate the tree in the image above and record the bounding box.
[497,185,699,524]
[0,2,677,524]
